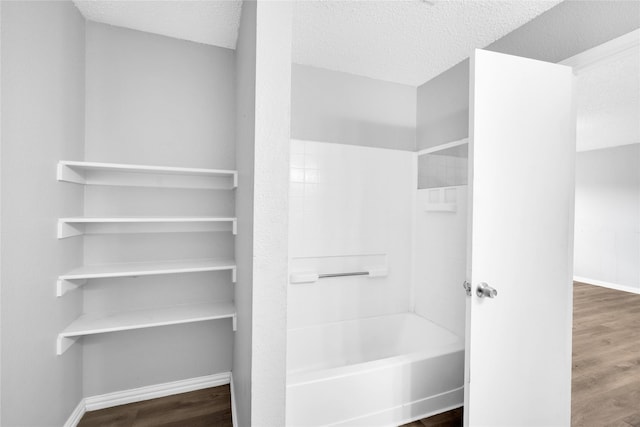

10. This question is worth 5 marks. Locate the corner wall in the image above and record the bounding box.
[1,1,85,424]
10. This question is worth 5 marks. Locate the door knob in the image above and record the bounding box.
[476,282,497,298]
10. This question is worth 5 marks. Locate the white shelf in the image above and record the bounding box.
[58,160,237,189]
[57,301,236,355]
[57,216,237,238]
[57,258,236,296]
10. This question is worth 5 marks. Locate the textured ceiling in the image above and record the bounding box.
[576,48,640,152]
[73,0,563,86]
[73,0,242,50]
[292,0,562,85]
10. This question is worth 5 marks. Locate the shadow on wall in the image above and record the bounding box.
[416,60,470,151]
[295,118,416,151]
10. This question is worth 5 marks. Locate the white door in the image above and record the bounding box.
[465,49,575,426]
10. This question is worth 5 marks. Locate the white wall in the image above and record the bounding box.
[251,2,292,424]
[1,1,85,424]
[574,144,640,292]
[413,187,467,337]
[288,140,415,328]
[234,1,293,425]
[84,22,235,169]
[291,64,416,151]
[82,22,236,396]
[233,1,257,424]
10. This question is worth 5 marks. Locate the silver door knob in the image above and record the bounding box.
[476,282,497,298]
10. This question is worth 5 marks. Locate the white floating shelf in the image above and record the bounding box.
[57,216,237,238]
[57,301,236,355]
[57,258,237,296]
[58,160,237,189]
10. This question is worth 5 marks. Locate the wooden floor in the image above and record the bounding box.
[571,282,640,427]
[403,282,640,427]
[77,386,232,427]
[79,283,639,427]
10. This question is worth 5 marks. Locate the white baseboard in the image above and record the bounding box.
[574,276,640,295]
[64,372,232,426]
[63,399,86,427]
[85,371,231,411]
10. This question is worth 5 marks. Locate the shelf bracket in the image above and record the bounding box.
[57,221,84,239]
[232,172,238,189]
[56,279,86,297]
[231,267,237,283]
[232,314,237,332]
[231,219,237,235]
[57,163,86,184]
[57,335,79,356]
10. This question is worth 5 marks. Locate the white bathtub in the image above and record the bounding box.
[286,313,464,427]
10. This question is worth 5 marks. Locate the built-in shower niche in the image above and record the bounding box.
[289,254,388,284]
[418,139,468,187]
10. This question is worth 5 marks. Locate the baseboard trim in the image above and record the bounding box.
[64,372,232,426]
[63,399,86,427]
[574,276,640,295]
[85,371,231,411]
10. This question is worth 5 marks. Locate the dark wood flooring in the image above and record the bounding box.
[77,386,232,427]
[79,282,639,427]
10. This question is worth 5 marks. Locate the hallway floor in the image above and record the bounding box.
[78,282,639,427]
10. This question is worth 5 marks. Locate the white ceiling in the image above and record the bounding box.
[292,0,562,85]
[73,0,562,86]
[576,48,640,152]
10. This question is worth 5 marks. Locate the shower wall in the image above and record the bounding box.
[413,144,469,337]
[288,140,415,328]
[413,186,467,337]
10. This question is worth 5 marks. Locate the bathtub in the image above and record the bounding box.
[286,312,464,427]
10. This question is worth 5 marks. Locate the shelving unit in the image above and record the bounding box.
[57,258,237,296]
[57,216,237,238]
[58,160,237,189]
[56,301,237,355]
[56,159,239,355]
